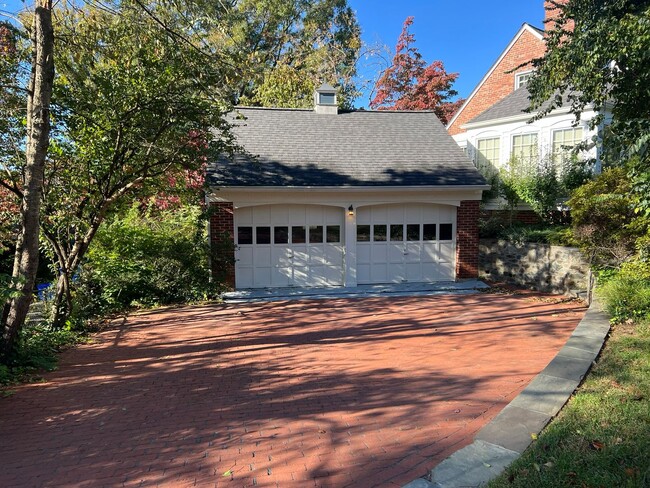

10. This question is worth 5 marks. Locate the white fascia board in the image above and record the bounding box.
[209,185,491,193]
[446,23,545,130]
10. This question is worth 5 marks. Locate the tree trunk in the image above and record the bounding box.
[51,272,72,329]
[1,0,54,360]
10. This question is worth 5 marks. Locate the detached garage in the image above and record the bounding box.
[207,85,488,290]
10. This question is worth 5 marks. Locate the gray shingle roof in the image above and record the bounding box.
[467,86,573,125]
[468,87,533,124]
[208,107,486,187]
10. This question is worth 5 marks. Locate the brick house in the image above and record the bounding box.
[207,85,488,289]
[449,0,608,217]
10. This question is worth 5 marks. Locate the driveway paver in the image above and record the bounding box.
[0,293,586,487]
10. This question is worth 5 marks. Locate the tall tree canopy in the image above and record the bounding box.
[232,0,361,108]
[370,17,463,124]
[527,0,650,212]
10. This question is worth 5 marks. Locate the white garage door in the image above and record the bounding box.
[356,203,456,284]
[234,205,345,288]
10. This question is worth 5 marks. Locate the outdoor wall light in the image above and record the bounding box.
[348,205,354,216]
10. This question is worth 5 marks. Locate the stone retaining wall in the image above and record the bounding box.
[479,239,591,294]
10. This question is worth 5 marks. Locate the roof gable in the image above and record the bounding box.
[208,107,486,188]
[447,23,545,134]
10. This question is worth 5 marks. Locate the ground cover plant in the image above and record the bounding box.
[488,317,650,488]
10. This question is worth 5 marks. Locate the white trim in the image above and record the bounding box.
[446,23,544,130]
[209,185,491,193]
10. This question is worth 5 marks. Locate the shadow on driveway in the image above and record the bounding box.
[0,293,586,487]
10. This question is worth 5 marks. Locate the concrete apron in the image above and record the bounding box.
[403,298,611,488]
[222,280,490,303]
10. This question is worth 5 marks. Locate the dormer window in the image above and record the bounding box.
[314,83,338,114]
[515,71,534,89]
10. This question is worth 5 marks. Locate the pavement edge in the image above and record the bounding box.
[402,297,611,488]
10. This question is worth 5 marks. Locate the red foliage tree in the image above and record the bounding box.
[370,17,464,125]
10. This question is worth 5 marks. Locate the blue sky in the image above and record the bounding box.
[350,0,544,107]
[1,0,545,107]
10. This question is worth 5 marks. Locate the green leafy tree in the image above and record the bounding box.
[232,0,361,108]
[527,0,650,212]
[27,1,237,327]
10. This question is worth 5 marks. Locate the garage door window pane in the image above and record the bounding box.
[238,227,253,245]
[440,223,453,241]
[309,225,323,243]
[390,224,403,241]
[373,224,387,241]
[326,225,340,243]
[357,225,370,242]
[407,224,420,241]
[256,227,271,244]
[274,226,288,244]
[423,224,436,241]
[292,226,306,244]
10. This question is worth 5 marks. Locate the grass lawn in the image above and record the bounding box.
[488,320,650,487]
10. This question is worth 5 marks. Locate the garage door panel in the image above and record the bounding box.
[388,244,404,263]
[405,263,422,282]
[235,204,345,288]
[253,247,272,267]
[370,244,388,263]
[440,242,455,262]
[421,243,438,263]
[292,247,308,266]
[325,245,344,263]
[357,244,371,264]
[357,203,456,285]
[253,268,271,287]
[271,267,291,287]
[237,246,254,267]
[309,246,326,265]
[370,264,388,283]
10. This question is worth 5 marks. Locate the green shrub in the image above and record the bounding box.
[0,324,84,384]
[74,203,221,319]
[569,167,649,266]
[598,261,650,324]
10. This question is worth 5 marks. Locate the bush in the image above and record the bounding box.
[598,261,650,324]
[0,324,84,385]
[74,203,221,319]
[569,167,649,266]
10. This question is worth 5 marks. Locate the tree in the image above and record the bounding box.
[527,0,650,212]
[232,0,361,109]
[0,0,54,360]
[0,0,238,329]
[370,17,463,124]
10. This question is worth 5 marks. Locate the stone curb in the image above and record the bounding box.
[402,297,610,488]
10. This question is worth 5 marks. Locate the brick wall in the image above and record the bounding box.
[544,0,573,31]
[456,201,480,279]
[448,29,546,136]
[209,202,235,288]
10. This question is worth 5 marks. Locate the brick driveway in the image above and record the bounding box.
[0,293,586,488]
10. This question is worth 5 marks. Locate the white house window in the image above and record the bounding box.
[476,137,500,172]
[515,71,534,89]
[511,133,539,167]
[552,127,584,169]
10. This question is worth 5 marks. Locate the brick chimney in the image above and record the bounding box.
[544,0,574,32]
